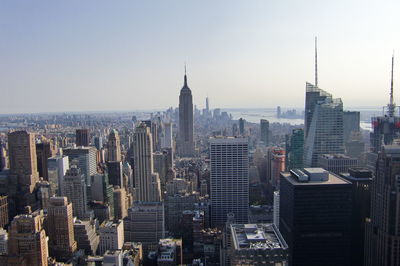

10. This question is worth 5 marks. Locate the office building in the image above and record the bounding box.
[124,202,165,254]
[47,196,77,261]
[113,186,127,221]
[62,166,88,219]
[273,191,280,229]
[47,155,69,196]
[161,122,173,150]
[107,161,123,188]
[107,129,121,162]
[285,128,304,170]
[94,136,103,150]
[0,196,8,229]
[63,146,97,186]
[76,129,90,147]
[267,147,285,191]
[340,168,372,266]
[239,118,245,135]
[8,209,48,266]
[280,168,352,265]
[156,238,183,265]
[318,153,358,174]
[343,111,360,142]
[365,145,400,266]
[0,228,7,255]
[133,123,161,202]
[178,70,195,157]
[230,223,288,265]
[260,119,270,145]
[8,130,40,214]
[98,220,124,255]
[210,137,249,227]
[36,139,56,181]
[73,219,99,255]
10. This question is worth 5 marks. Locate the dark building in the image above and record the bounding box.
[0,195,8,228]
[340,168,372,266]
[365,145,400,266]
[260,119,270,145]
[343,111,360,142]
[280,168,352,266]
[239,118,245,136]
[76,129,90,147]
[36,140,56,181]
[285,129,304,170]
[106,161,123,188]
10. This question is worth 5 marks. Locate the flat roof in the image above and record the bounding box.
[281,171,350,186]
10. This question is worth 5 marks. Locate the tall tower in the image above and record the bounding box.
[47,197,77,261]
[178,69,195,157]
[62,166,88,219]
[76,129,90,147]
[209,137,249,227]
[107,129,121,162]
[365,145,400,266]
[133,123,161,202]
[260,119,270,145]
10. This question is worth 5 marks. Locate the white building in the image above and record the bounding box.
[98,220,124,255]
[48,155,69,196]
[209,137,249,227]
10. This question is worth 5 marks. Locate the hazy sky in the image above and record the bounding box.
[1,0,400,114]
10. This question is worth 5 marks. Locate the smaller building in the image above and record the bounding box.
[318,153,358,174]
[230,223,288,265]
[156,238,183,265]
[98,220,124,255]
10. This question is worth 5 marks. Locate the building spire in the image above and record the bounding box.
[388,52,396,117]
[184,63,187,86]
[315,36,318,87]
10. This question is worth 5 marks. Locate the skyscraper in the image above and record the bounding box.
[239,118,245,136]
[365,145,400,266]
[209,137,249,227]
[47,155,69,196]
[107,129,121,162]
[62,166,88,219]
[47,196,77,261]
[63,146,97,186]
[133,123,161,202]
[280,168,352,265]
[285,128,304,170]
[260,119,270,145]
[76,129,90,147]
[178,69,195,157]
[8,130,40,214]
[36,139,57,181]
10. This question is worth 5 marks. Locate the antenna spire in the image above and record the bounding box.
[315,36,318,87]
[388,52,395,117]
[184,63,187,86]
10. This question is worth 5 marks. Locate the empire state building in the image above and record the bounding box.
[178,71,195,157]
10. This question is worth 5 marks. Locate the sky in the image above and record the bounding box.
[1,0,400,114]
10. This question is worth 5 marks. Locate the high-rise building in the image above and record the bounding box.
[303,83,344,167]
[267,147,286,191]
[113,186,127,221]
[285,128,304,170]
[209,137,249,227]
[365,145,400,266]
[47,155,69,196]
[239,118,245,136]
[133,123,161,202]
[8,130,40,214]
[156,238,183,265]
[98,220,124,255]
[94,136,103,150]
[161,122,173,150]
[106,161,123,188]
[230,224,288,265]
[36,139,56,181]
[280,168,352,265]
[124,202,165,254]
[47,196,77,261]
[73,219,99,255]
[273,191,280,229]
[62,166,88,219]
[63,146,97,186]
[260,119,270,145]
[340,168,372,266]
[107,129,121,162]
[343,111,360,142]
[178,70,195,157]
[76,129,90,147]
[8,209,48,266]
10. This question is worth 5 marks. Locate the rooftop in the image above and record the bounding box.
[283,168,350,185]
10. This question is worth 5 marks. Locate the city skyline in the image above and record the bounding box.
[2,1,400,113]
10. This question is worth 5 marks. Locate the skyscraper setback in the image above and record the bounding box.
[178,70,195,157]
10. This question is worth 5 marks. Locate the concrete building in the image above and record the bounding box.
[8,210,48,266]
[98,220,124,255]
[47,155,69,196]
[63,146,97,186]
[113,186,127,221]
[107,129,121,162]
[124,202,165,254]
[156,238,183,265]
[230,223,288,265]
[280,168,352,265]
[103,250,123,266]
[0,228,8,255]
[178,71,195,157]
[76,128,90,147]
[36,139,56,181]
[267,147,285,191]
[304,83,344,167]
[47,196,77,261]
[273,191,280,229]
[239,118,245,136]
[0,195,8,228]
[343,111,360,142]
[260,119,270,145]
[62,166,88,219]
[73,219,99,255]
[210,137,249,227]
[365,145,400,266]
[161,122,173,150]
[318,153,358,174]
[133,123,161,202]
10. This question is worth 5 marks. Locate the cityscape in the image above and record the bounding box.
[2,1,400,266]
